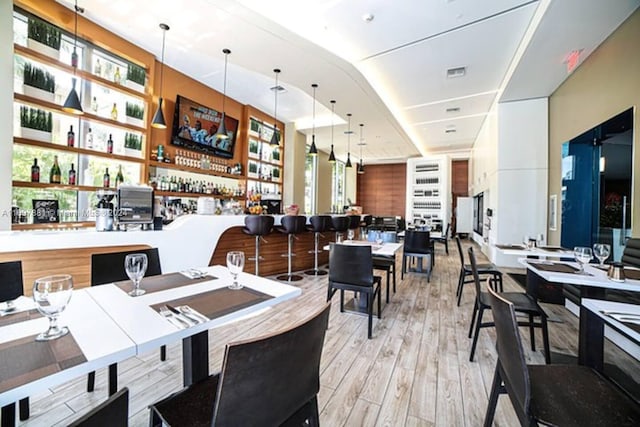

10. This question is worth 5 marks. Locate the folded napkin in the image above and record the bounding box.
[180,269,208,279]
[0,296,36,315]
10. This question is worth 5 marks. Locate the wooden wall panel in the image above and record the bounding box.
[356,163,406,218]
[451,160,469,196]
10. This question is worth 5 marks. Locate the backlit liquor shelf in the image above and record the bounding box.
[14,137,145,164]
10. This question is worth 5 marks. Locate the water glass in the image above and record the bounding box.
[375,231,383,246]
[227,251,245,290]
[347,229,355,241]
[125,253,148,296]
[573,246,593,273]
[33,275,73,341]
[593,243,611,266]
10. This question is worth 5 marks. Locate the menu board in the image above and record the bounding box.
[32,199,59,223]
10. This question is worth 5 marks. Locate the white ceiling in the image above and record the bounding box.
[60,0,639,163]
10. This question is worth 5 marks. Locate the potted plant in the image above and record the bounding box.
[249,139,259,158]
[272,147,280,162]
[19,105,52,142]
[125,102,144,127]
[126,63,146,92]
[27,17,61,59]
[123,132,142,158]
[22,62,56,102]
[272,167,281,181]
[249,118,261,136]
[248,161,258,177]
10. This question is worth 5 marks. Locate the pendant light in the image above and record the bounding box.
[151,23,170,129]
[345,113,352,168]
[328,100,336,163]
[358,123,365,174]
[215,48,231,139]
[270,68,281,145]
[62,0,83,115]
[308,84,318,156]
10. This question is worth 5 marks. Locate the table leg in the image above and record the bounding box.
[1,403,15,427]
[578,286,606,371]
[182,330,209,386]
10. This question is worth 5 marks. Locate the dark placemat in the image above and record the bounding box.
[0,332,86,393]
[527,261,579,273]
[115,272,217,295]
[620,320,640,334]
[623,268,640,281]
[0,309,43,328]
[495,244,526,250]
[538,246,571,252]
[151,286,273,321]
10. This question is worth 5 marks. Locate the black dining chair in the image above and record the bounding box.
[432,223,450,255]
[0,260,31,422]
[327,244,382,339]
[483,285,640,427]
[467,247,550,363]
[401,230,434,282]
[89,248,163,395]
[455,236,502,306]
[149,303,331,427]
[373,254,396,304]
[67,387,129,427]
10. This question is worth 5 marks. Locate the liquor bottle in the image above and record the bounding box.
[68,163,76,185]
[67,125,75,147]
[107,134,114,154]
[31,158,40,182]
[114,66,121,84]
[86,127,94,149]
[50,155,61,184]
[103,168,110,188]
[11,199,19,224]
[111,103,118,120]
[94,58,102,76]
[91,96,98,113]
[115,165,124,187]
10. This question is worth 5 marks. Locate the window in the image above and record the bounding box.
[304,146,317,214]
[331,161,345,213]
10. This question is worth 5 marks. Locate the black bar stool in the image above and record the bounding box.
[331,216,350,242]
[360,215,372,238]
[347,215,361,240]
[242,215,274,276]
[305,215,332,276]
[276,215,307,282]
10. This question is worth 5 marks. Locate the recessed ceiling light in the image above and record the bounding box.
[362,13,374,22]
[446,66,466,78]
[446,107,460,113]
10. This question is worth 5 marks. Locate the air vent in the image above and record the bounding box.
[445,125,457,134]
[446,66,466,78]
[446,107,460,113]
[445,129,457,133]
[270,85,286,93]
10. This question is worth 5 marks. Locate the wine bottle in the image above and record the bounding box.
[86,127,94,149]
[68,163,76,185]
[107,134,114,154]
[91,96,98,113]
[50,155,61,184]
[115,165,124,187]
[103,168,110,188]
[114,66,121,84]
[94,58,102,76]
[111,103,118,120]
[31,158,40,182]
[67,125,75,147]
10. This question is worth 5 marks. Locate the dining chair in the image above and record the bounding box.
[67,387,129,427]
[0,260,31,422]
[401,230,433,282]
[432,223,450,255]
[373,254,396,303]
[327,243,382,339]
[149,303,331,427]
[483,286,640,426]
[88,248,163,395]
[467,247,550,363]
[455,236,503,306]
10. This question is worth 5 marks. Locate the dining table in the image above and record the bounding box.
[0,265,301,427]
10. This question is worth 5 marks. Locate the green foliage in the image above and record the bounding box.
[124,132,142,150]
[272,148,280,161]
[126,63,146,86]
[272,167,280,178]
[125,102,144,119]
[20,106,52,132]
[249,139,259,153]
[249,162,258,173]
[23,62,56,93]
[250,118,261,133]
[27,17,61,50]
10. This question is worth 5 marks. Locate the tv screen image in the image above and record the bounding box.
[171,95,238,159]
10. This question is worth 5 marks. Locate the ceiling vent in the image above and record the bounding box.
[445,125,457,133]
[446,66,466,78]
[446,107,460,113]
[270,85,286,93]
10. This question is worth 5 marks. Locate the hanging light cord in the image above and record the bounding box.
[312,85,316,137]
[222,49,229,113]
[330,101,334,147]
[347,114,351,155]
[273,69,279,131]
[159,25,167,96]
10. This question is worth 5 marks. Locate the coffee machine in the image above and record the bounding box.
[96,189,116,231]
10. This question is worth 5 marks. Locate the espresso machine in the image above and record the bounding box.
[96,189,116,231]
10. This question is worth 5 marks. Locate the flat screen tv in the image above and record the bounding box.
[171,95,238,159]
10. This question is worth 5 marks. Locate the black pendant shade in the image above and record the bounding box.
[345,153,352,168]
[152,23,170,129]
[309,135,318,155]
[151,97,167,129]
[358,160,365,174]
[328,145,336,163]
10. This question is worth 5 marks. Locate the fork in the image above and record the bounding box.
[159,308,190,328]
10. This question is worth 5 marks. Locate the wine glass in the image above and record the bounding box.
[347,229,355,241]
[573,246,593,274]
[593,243,611,267]
[125,253,148,296]
[375,231,384,246]
[227,251,245,290]
[33,275,73,341]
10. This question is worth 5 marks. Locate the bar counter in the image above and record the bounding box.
[0,215,334,294]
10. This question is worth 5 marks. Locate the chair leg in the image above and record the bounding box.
[386,269,390,303]
[401,255,406,280]
[377,287,381,319]
[529,313,536,352]
[18,398,29,421]
[483,365,503,427]
[1,403,15,427]
[149,407,163,427]
[87,370,95,392]
[339,290,344,312]
[392,263,397,294]
[367,292,373,339]
[470,307,485,362]
[160,345,166,361]
[541,314,551,364]
[445,240,449,255]
[308,396,320,427]
[254,235,260,276]
[456,269,464,300]
[108,363,118,396]
[468,300,478,338]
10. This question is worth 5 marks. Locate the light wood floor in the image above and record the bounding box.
[14,240,637,426]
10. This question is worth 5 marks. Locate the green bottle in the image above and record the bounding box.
[49,155,61,184]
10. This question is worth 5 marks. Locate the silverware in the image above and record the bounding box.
[0,300,17,316]
[600,310,640,318]
[159,307,190,328]
[165,304,199,325]
[180,305,208,323]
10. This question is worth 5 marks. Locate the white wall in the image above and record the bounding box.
[0,1,13,230]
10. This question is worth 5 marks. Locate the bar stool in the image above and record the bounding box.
[331,216,350,242]
[305,215,332,276]
[242,215,274,276]
[276,215,307,282]
[347,215,361,240]
[360,215,372,238]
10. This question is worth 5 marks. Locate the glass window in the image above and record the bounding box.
[304,146,317,214]
[331,161,345,213]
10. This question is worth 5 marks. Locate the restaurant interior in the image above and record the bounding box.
[1,1,640,426]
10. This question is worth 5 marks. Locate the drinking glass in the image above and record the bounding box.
[347,229,355,241]
[593,243,611,267]
[227,251,245,290]
[125,253,148,296]
[573,246,593,274]
[33,275,73,341]
[375,231,383,246]
[523,235,531,249]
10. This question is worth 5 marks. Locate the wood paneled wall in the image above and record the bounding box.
[356,163,406,218]
[451,160,469,196]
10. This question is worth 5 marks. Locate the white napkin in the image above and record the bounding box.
[180,269,208,279]
[0,295,36,314]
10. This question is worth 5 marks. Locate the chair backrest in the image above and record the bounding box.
[362,215,373,227]
[244,215,275,236]
[91,248,162,286]
[68,387,129,427]
[212,303,331,426]
[347,215,361,230]
[331,216,350,232]
[467,247,484,298]
[309,215,332,233]
[0,260,23,302]
[621,238,640,268]
[329,243,375,287]
[403,230,430,254]
[455,236,465,267]
[442,223,450,238]
[281,215,307,234]
[487,285,532,424]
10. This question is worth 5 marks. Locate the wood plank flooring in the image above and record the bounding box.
[14,239,639,426]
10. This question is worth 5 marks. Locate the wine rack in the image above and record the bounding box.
[406,156,450,229]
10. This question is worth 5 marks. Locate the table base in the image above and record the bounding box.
[343,294,380,317]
